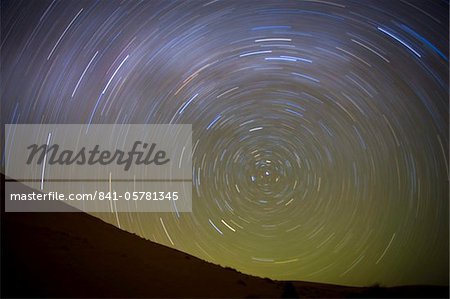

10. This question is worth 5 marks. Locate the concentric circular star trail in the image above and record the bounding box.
[1,0,448,287]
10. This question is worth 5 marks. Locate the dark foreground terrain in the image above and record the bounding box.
[2,178,448,298]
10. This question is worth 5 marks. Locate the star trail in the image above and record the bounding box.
[1,0,448,287]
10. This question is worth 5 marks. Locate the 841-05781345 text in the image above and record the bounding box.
[9,191,180,201]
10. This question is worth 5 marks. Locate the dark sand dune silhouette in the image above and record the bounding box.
[2,178,448,298]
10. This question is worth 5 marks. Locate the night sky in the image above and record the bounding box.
[1,0,448,287]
